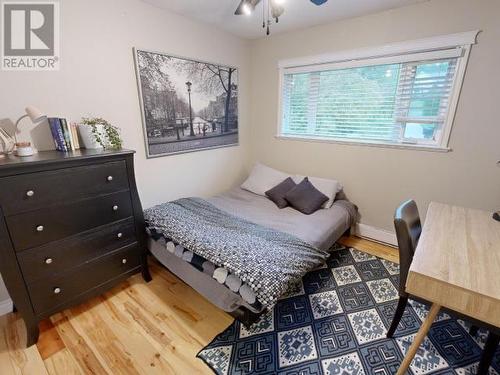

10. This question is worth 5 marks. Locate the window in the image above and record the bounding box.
[278,32,478,150]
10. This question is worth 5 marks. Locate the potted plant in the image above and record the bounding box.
[79,117,122,149]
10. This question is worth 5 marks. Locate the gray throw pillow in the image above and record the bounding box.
[284,177,329,215]
[265,177,297,208]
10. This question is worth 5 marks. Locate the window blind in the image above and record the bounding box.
[281,55,460,145]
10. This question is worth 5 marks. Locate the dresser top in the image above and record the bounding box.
[0,149,135,170]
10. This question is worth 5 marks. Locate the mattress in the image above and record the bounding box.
[147,188,357,313]
[207,188,357,251]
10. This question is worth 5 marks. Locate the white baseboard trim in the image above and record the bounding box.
[354,223,398,247]
[0,298,13,316]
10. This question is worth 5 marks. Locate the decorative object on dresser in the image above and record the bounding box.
[0,127,15,158]
[13,106,47,156]
[79,117,122,150]
[14,142,34,157]
[0,149,151,347]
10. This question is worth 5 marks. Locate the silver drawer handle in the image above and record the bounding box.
[117,232,123,238]
[26,190,35,197]
[36,225,44,232]
[112,205,119,211]
[53,287,61,294]
[45,258,53,265]
[107,175,113,182]
[122,258,127,264]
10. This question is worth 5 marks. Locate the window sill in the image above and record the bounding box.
[275,134,452,152]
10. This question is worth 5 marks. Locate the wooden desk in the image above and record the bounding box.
[397,202,500,374]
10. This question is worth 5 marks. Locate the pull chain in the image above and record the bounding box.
[262,0,265,28]
[261,0,280,35]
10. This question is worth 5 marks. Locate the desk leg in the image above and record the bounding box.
[396,303,441,375]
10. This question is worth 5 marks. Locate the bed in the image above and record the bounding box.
[145,187,357,325]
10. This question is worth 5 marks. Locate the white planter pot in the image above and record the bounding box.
[78,124,106,149]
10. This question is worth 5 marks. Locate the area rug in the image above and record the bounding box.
[197,244,500,375]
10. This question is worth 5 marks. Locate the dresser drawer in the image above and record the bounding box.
[17,218,137,283]
[28,244,140,315]
[7,191,133,251]
[0,160,129,216]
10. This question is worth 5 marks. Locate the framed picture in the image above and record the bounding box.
[133,48,239,158]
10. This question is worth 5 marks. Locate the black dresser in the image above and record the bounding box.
[0,149,151,346]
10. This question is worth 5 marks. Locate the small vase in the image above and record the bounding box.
[78,124,107,149]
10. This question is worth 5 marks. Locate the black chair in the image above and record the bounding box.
[388,200,499,374]
[386,199,421,338]
[476,333,500,374]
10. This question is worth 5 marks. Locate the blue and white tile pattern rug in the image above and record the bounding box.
[197,244,500,374]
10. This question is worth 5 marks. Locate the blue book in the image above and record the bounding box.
[48,117,68,152]
[59,118,73,150]
[47,118,59,150]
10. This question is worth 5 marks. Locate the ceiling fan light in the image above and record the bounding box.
[242,2,252,15]
[270,5,284,19]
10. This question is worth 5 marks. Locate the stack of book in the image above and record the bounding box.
[48,118,81,152]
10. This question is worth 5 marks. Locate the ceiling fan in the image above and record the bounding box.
[235,0,329,35]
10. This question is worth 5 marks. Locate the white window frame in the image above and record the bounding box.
[276,30,480,152]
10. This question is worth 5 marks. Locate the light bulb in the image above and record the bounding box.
[242,3,252,15]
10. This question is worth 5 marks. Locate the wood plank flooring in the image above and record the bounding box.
[0,236,397,375]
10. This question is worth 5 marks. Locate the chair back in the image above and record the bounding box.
[394,200,422,297]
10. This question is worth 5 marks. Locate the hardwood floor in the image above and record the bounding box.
[340,235,399,263]
[0,236,397,375]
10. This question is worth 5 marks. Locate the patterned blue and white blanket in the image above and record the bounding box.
[144,198,329,309]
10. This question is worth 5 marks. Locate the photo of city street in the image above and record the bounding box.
[135,49,239,157]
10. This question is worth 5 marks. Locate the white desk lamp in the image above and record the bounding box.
[14,106,47,156]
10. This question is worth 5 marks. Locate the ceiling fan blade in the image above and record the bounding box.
[234,0,246,15]
[310,0,328,5]
[234,0,262,15]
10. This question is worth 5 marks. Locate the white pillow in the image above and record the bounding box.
[241,163,290,196]
[294,175,343,209]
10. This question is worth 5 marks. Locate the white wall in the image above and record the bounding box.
[248,0,500,232]
[0,0,251,311]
